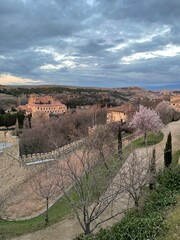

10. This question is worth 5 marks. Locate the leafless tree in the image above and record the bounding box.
[156,101,175,124]
[30,162,59,224]
[20,106,107,155]
[53,135,126,235]
[87,124,116,171]
[117,149,151,210]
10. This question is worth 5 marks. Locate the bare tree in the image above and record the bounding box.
[88,124,116,171]
[30,162,59,224]
[53,136,126,235]
[117,149,151,210]
[156,101,175,124]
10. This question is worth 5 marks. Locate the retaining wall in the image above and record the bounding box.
[20,138,84,163]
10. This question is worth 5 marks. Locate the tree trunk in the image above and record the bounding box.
[100,151,109,171]
[134,199,140,212]
[149,183,155,190]
[85,222,91,235]
[144,133,147,145]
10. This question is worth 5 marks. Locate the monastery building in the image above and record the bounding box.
[18,94,67,117]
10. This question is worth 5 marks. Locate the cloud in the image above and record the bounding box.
[121,44,180,64]
[97,0,180,24]
[0,0,179,89]
[0,74,43,85]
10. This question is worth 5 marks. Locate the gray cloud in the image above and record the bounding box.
[77,39,114,56]
[0,0,179,89]
[97,0,180,24]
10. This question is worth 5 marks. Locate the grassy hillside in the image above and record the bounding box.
[158,195,180,240]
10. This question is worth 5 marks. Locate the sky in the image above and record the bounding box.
[0,0,180,90]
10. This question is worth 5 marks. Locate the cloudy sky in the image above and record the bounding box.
[0,0,180,89]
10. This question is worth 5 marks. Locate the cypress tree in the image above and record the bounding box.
[118,123,122,160]
[15,118,19,136]
[164,132,172,167]
[149,147,156,190]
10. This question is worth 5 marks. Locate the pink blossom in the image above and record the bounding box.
[130,105,164,141]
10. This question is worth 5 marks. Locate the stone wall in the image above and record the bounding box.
[0,131,84,164]
[20,138,84,163]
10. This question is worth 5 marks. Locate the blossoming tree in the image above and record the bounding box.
[130,105,164,144]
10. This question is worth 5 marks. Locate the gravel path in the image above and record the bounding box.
[11,120,180,240]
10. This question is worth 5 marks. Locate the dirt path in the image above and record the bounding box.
[11,120,180,240]
[12,218,81,240]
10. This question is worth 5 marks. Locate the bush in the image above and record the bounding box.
[74,166,180,240]
[157,167,180,191]
[108,211,165,240]
[75,233,95,240]
[145,188,177,213]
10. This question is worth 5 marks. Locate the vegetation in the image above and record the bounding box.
[20,108,106,155]
[130,105,164,144]
[0,192,73,240]
[156,101,175,124]
[164,132,172,168]
[130,132,164,149]
[0,87,108,97]
[0,132,164,239]
[172,149,180,166]
[157,149,180,240]
[158,195,180,240]
[117,124,122,159]
[0,111,25,128]
[149,147,156,190]
[74,165,180,240]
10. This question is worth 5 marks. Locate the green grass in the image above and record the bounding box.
[122,132,164,158]
[0,193,73,240]
[172,149,180,167]
[158,195,180,240]
[156,151,180,240]
[131,132,164,149]
[0,132,164,239]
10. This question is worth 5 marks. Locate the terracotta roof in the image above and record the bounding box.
[34,96,54,103]
[32,102,66,107]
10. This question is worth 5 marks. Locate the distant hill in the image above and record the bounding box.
[0,84,179,92]
[0,84,110,90]
[0,84,178,110]
[0,93,17,110]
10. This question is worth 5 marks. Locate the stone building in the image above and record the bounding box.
[18,94,67,117]
[107,103,137,124]
[170,95,180,112]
